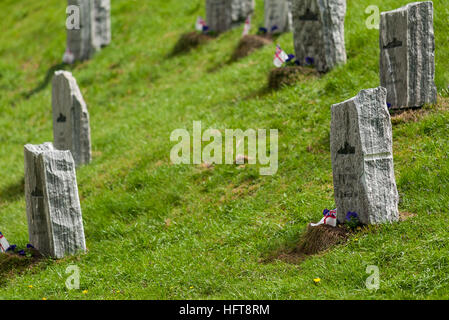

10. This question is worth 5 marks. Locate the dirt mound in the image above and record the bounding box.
[0,248,42,285]
[171,32,212,56]
[273,224,349,264]
[268,66,318,90]
[231,35,272,61]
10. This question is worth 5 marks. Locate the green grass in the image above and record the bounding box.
[0,0,448,300]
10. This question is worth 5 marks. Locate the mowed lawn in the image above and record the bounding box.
[0,0,448,299]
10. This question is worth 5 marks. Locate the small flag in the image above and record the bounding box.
[0,232,10,253]
[242,15,251,36]
[311,209,337,227]
[195,16,207,32]
[62,49,75,64]
[273,45,289,68]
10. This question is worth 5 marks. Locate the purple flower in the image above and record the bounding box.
[346,211,358,221]
[294,60,301,66]
[6,245,16,252]
[258,27,268,34]
[286,54,295,62]
[305,57,314,65]
[271,25,278,32]
[387,103,392,109]
[202,25,209,32]
[27,244,34,249]
[18,250,26,256]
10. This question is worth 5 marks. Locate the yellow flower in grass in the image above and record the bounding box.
[42,297,47,301]
[82,290,88,294]
[313,278,321,284]
[28,285,33,289]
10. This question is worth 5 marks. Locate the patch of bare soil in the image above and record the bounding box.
[399,211,416,221]
[268,224,350,264]
[170,32,213,56]
[390,97,449,125]
[230,35,272,61]
[0,248,42,286]
[268,66,318,90]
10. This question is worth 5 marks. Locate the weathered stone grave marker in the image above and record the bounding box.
[291,0,346,72]
[206,0,255,33]
[24,143,86,259]
[380,1,437,109]
[264,0,292,34]
[66,0,111,62]
[52,71,92,167]
[67,0,93,62]
[231,0,255,27]
[330,86,399,225]
[91,0,111,51]
[206,0,233,34]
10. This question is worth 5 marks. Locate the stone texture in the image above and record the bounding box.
[206,0,233,33]
[380,1,437,109]
[264,0,292,33]
[291,0,346,72]
[330,87,399,225]
[231,0,255,27]
[67,0,93,62]
[24,143,86,259]
[52,71,92,167]
[91,0,111,51]
[66,0,111,62]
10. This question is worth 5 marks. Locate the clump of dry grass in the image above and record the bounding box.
[230,35,272,61]
[268,66,318,90]
[171,32,213,56]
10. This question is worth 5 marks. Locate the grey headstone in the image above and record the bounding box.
[330,87,399,225]
[231,0,255,27]
[52,71,92,167]
[265,0,292,34]
[291,0,346,72]
[24,143,86,259]
[206,0,233,33]
[91,0,111,51]
[67,0,93,62]
[380,1,437,109]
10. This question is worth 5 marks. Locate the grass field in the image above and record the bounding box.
[0,0,448,300]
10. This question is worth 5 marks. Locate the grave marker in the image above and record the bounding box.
[52,71,92,167]
[380,1,437,109]
[24,143,86,258]
[66,0,111,63]
[206,0,233,33]
[330,87,399,225]
[291,0,346,72]
[264,0,292,34]
[231,0,255,27]
[66,0,93,62]
[91,0,111,51]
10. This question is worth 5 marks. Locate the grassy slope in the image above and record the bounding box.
[0,0,448,299]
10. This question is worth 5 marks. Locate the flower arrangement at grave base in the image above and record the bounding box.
[257,26,279,39]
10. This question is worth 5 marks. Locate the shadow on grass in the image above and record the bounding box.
[0,177,24,203]
[22,62,68,99]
